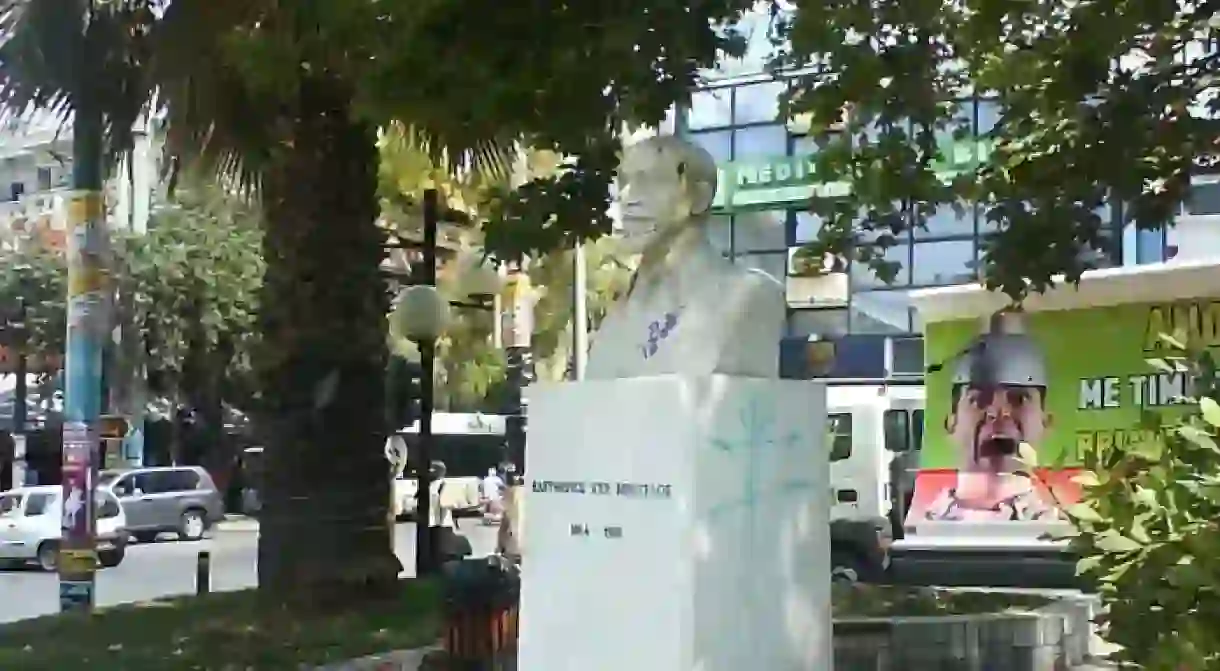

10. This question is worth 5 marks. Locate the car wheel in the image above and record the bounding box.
[99,547,125,568]
[132,531,159,544]
[36,542,58,572]
[831,548,873,584]
[178,509,207,541]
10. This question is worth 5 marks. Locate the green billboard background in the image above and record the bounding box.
[921,298,1213,469]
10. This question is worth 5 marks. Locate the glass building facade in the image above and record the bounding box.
[666,5,1212,378]
[677,81,1126,342]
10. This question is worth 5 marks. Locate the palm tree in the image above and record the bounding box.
[0,0,748,604]
[0,1,513,601]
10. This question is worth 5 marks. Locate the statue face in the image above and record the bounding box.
[616,142,698,251]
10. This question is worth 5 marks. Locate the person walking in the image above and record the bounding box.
[427,461,471,567]
[480,467,505,524]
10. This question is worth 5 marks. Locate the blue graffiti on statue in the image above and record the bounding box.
[639,308,683,360]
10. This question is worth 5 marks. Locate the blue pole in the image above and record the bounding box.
[59,72,106,613]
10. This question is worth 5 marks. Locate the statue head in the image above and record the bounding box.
[616,136,718,253]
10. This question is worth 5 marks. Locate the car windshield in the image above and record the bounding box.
[97,471,122,486]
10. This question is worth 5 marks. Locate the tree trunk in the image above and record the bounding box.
[255,73,398,602]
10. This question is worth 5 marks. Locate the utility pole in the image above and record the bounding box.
[503,266,534,475]
[414,188,438,576]
[12,298,27,487]
[571,243,588,381]
[60,0,107,613]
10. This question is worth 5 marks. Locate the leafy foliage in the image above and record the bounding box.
[1066,335,1220,669]
[0,182,263,404]
[530,238,634,382]
[0,243,66,364]
[115,181,264,399]
[776,0,1220,299]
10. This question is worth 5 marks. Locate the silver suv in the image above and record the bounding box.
[99,466,225,542]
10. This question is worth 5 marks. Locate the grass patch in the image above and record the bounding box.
[833,583,1053,618]
[0,579,442,670]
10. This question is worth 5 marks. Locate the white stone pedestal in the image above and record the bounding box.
[518,375,831,671]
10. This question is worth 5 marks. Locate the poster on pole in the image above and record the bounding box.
[59,420,97,612]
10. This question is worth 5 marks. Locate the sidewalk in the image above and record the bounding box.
[214,515,259,533]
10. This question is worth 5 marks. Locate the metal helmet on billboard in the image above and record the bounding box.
[951,312,1048,389]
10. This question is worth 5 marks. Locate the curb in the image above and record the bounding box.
[833,592,1099,670]
[312,646,438,670]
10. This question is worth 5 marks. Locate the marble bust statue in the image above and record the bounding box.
[584,135,786,379]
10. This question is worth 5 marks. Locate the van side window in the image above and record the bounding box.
[828,413,852,461]
[912,409,924,451]
[883,410,910,452]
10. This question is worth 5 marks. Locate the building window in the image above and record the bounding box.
[850,291,914,334]
[732,209,787,253]
[1187,182,1220,214]
[851,243,911,288]
[689,130,732,165]
[792,211,821,245]
[707,214,733,255]
[733,124,787,160]
[852,291,913,332]
[733,81,785,125]
[911,239,977,285]
[9,182,24,201]
[1135,227,1165,264]
[829,413,853,461]
[976,99,1000,136]
[688,87,733,130]
[35,167,52,192]
[917,203,975,239]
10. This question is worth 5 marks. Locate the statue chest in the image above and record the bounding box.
[586,282,726,377]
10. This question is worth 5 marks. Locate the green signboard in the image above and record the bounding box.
[712,137,993,211]
[907,299,1206,524]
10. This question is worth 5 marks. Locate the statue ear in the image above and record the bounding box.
[685,175,715,216]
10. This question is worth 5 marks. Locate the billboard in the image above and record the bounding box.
[908,298,1205,525]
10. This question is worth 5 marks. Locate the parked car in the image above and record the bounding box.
[0,485,128,571]
[99,466,225,542]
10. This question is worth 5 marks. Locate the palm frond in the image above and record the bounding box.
[0,0,162,169]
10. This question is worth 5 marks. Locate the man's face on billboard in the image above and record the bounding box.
[946,385,1051,473]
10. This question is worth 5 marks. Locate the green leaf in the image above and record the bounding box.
[1129,516,1152,544]
[1017,441,1038,468]
[1199,397,1220,428]
[1159,332,1188,350]
[1064,503,1103,523]
[1075,554,1103,576]
[1175,425,1220,453]
[1094,532,1143,554]
[1146,358,1177,374]
[1126,438,1165,462]
[1132,486,1159,510]
[1071,471,1100,487]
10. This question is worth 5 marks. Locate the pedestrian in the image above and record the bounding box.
[428,461,471,566]
[480,467,505,524]
[497,474,524,564]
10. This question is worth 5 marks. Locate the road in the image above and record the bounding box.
[0,521,499,624]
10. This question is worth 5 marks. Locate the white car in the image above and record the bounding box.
[0,486,129,571]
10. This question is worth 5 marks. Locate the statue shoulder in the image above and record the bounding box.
[723,264,784,310]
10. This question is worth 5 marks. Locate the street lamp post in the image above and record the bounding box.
[389,189,450,576]
[12,298,28,489]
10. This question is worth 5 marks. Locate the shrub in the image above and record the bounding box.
[1064,335,1220,669]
